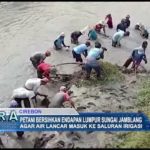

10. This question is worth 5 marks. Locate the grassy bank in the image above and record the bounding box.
[77,61,124,87]
[115,76,150,148]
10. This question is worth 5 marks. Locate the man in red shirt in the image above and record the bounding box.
[37,62,52,79]
[95,20,106,35]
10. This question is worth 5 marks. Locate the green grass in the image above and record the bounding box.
[137,78,150,108]
[77,61,124,87]
[116,132,150,148]
[115,76,150,148]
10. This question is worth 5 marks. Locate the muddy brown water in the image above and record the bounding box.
[0,2,150,108]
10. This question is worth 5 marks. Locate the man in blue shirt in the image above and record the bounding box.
[72,41,91,63]
[54,32,70,50]
[123,41,148,71]
[84,41,107,79]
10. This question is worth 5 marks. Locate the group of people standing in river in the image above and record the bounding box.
[9,13,149,139]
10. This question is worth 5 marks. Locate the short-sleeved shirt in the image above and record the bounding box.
[112,30,124,43]
[132,47,146,62]
[31,52,46,63]
[88,29,97,40]
[25,78,41,93]
[55,36,65,48]
[12,87,35,99]
[73,44,88,54]
[85,56,99,66]
[85,48,103,66]
[49,92,70,108]
[88,48,103,59]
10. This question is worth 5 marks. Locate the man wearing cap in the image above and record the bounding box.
[112,30,130,47]
[54,32,70,50]
[94,20,106,35]
[49,86,74,108]
[84,41,107,79]
[72,41,91,63]
[30,50,51,69]
[24,78,49,104]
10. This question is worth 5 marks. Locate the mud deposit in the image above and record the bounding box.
[0,68,147,148]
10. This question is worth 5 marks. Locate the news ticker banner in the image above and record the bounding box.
[0,108,150,132]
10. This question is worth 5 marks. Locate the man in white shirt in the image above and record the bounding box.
[12,87,36,108]
[112,30,130,47]
[24,77,49,104]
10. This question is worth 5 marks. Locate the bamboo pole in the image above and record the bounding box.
[52,62,85,67]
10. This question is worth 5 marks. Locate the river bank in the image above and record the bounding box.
[0,2,150,148]
[0,62,149,148]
